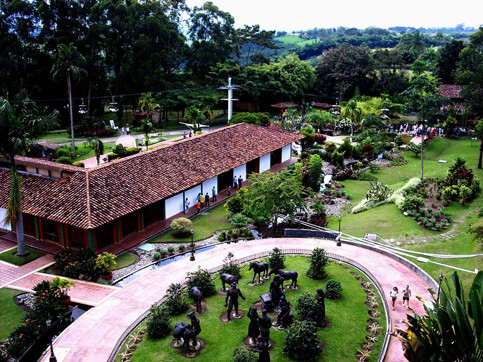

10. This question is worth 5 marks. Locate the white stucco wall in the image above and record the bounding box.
[185,185,202,206]
[0,208,12,231]
[165,193,184,219]
[233,164,247,183]
[282,144,291,162]
[202,176,218,197]
[259,153,271,173]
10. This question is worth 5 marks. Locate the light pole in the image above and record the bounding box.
[337,215,342,246]
[190,230,195,261]
[45,320,57,362]
[437,273,444,302]
[338,215,342,232]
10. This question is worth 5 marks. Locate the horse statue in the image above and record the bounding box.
[220,273,238,291]
[173,322,190,347]
[248,262,269,284]
[269,269,298,288]
[191,286,202,313]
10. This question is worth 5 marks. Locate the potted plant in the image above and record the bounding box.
[50,277,75,306]
[96,252,117,279]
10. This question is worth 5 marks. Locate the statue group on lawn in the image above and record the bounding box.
[173,311,202,353]
[225,282,246,321]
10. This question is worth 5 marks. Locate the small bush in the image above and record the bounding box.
[325,280,343,299]
[295,293,324,324]
[268,247,285,270]
[324,143,337,153]
[153,253,160,260]
[233,346,257,362]
[159,249,167,258]
[218,232,227,241]
[170,218,192,237]
[72,161,84,167]
[56,156,73,165]
[219,252,241,279]
[164,283,189,315]
[283,320,323,361]
[401,196,425,212]
[178,244,185,252]
[186,267,216,298]
[146,304,171,339]
[307,248,328,280]
[229,213,252,228]
[167,246,174,254]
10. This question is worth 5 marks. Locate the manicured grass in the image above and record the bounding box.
[327,203,440,239]
[0,247,45,266]
[274,35,305,45]
[116,257,385,361]
[150,203,231,243]
[338,179,370,203]
[74,142,116,161]
[0,288,26,341]
[116,252,137,269]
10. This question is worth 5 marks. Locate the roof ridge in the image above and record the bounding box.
[85,170,92,229]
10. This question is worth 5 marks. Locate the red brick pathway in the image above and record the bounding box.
[45,238,434,362]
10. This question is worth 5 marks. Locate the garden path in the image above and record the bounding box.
[42,238,435,362]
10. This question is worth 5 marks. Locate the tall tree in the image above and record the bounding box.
[51,43,86,149]
[315,43,372,100]
[188,1,237,80]
[437,39,465,83]
[0,91,57,255]
[399,30,427,56]
[476,120,483,169]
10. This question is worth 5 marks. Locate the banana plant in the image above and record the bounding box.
[397,271,483,361]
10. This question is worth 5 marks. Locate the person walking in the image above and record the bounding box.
[200,193,204,209]
[402,285,411,308]
[233,176,238,189]
[390,287,398,311]
[238,175,243,189]
[212,186,217,202]
[185,198,190,214]
[205,192,210,207]
[196,201,201,214]
[227,185,231,196]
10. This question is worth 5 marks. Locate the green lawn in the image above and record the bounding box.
[116,257,385,361]
[150,203,231,243]
[0,288,26,341]
[0,248,45,266]
[74,142,116,161]
[274,35,305,45]
[116,252,137,269]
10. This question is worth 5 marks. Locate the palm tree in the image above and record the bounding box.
[51,44,86,149]
[0,91,57,256]
[138,92,156,112]
[343,99,361,141]
[404,30,427,56]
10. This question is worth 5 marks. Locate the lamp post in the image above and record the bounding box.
[437,273,444,302]
[190,230,195,261]
[338,215,342,232]
[45,320,57,362]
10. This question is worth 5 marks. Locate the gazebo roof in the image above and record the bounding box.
[312,102,332,109]
[271,102,299,109]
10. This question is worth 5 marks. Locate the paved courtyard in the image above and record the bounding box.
[41,237,434,362]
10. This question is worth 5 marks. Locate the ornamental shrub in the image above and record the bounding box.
[219,252,241,279]
[164,283,189,315]
[229,213,252,228]
[233,346,257,362]
[159,250,167,258]
[56,156,73,165]
[325,143,337,153]
[218,231,226,241]
[295,293,324,324]
[170,217,192,237]
[153,253,160,260]
[283,320,323,361]
[307,248,328,280]
[401,195,424,212]
[186,267,216,298]
[225,194,244,214]
[314,133,326,144]
[167,246,174,254]
[307,154,323,191]
[325,280,343,299]
[146,304,171,339]
[72,161,84,167]
[268,247,285,270]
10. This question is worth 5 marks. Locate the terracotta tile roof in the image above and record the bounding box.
[0,124,302,229]
[440,84,463,99]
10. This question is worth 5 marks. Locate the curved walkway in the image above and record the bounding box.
[45,238,434,362]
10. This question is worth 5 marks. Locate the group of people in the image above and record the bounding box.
[184,186,218,215]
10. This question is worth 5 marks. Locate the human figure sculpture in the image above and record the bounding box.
[316,288,326,322]
[247,307,260,344]
[187,311,201,336]
[179,311,201,353]
[269,274,284,308]
[274,295,293,329]
[258,309,272,342]
[220,273,238,291]
[224,282,246,321]
[173,322,190,348]
[191,286,202,314]
[255,335,270,362]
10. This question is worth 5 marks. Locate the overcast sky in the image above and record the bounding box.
[185,0,482,31]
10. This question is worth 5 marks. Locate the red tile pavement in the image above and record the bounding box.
[44,237,435,362]
[0,238,15,253]
[8,272,118,306]
[0,254,54,288]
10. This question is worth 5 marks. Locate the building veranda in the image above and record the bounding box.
[0,123,302,253]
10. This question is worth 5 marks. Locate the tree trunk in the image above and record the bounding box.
[67,71,75,149]
[478,139,482,169]
[16,212,27,256]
